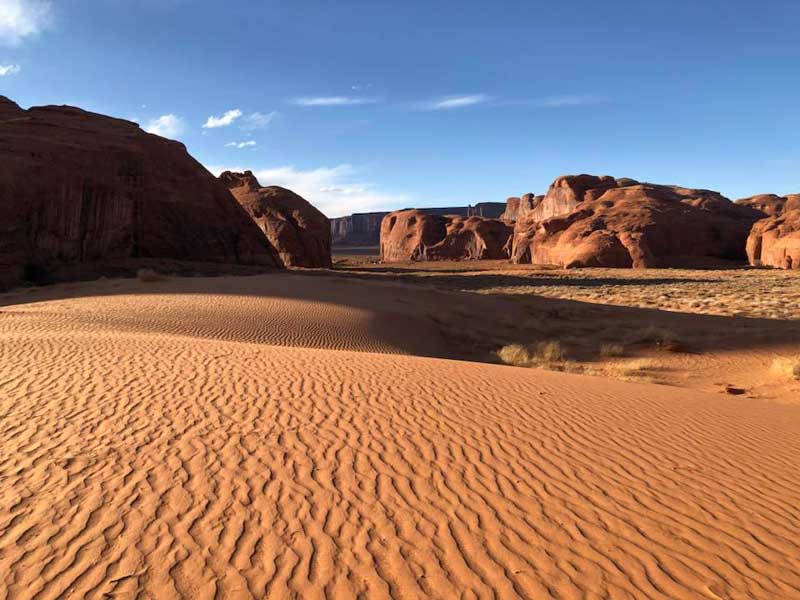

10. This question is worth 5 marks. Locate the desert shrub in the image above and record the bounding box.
[627,325,685,352]
[497,344,532,367]
[600,343,626,358]
[137,268,165,283]
[23,261,55,286]
[771,358,800,381]
[497,340,566,367]
[535,340,566,363]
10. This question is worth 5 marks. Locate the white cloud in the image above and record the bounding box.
[146,114,185,139]
[203,108,242,128]
[535,94,604,108]
[294,96,376,107]
[0,63,20,75]
[241,111,276,130]
[0,0,52,45]
[206,163,406,218]
[225,140,257,149]
[426,94,489,110]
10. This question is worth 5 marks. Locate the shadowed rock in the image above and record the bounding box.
[0,96,281,288]
[220,171,332,268]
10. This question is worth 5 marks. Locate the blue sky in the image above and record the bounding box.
[1,0,798,217]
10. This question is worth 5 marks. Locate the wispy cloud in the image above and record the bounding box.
[424,94,490,110]
[0,63,20,75]
[225,140,257,149]
[535,94,605,108]
[293,96,377,107]
[203,108,242,128]
[206,163,406,218]
[0,0,52,46]
[146,114,185,139]
[241,111,276,130]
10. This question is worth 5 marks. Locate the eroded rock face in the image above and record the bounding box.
[380,210,512,262]
[736,194,800,217]
[501,195,539,222]
[331,212,389,246]
[0,96,281,288]
[220,171,331,268]
[746,206,800,269]
[511,175,763,268]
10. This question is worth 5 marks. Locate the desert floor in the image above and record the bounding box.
[1,264,799,599]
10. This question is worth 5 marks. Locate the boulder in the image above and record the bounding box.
[220,171,332,268]
[511,175,763,268]
[380,209,512,262]
[0,96,281,288]
[746,206,800,269]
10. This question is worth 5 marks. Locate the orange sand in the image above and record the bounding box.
[1,274,798,599]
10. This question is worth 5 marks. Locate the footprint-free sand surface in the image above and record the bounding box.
[1,274,799,599]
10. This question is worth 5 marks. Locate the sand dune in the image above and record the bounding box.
[1,275,799,599]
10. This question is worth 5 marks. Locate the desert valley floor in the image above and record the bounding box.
[1,262,799,599]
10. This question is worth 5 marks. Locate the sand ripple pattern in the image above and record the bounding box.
[1,298,799,598]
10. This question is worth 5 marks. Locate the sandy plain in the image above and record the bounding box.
[1,266,798,599]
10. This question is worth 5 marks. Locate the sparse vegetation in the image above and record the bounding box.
[497,344,532,367]
[536,340,566,362]
[137,268,166,283]
[627,326,685,352]
[497,340,567,367]
[600,343,626,358]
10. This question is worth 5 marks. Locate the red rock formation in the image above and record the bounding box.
[511,175,763,268]
[746,203,800,270]
[331,212,389,246]
[0,96,281,288]
[736,193,800,217]
[220,171,331,268]
[501,197,521,222]
[380,210,512,262]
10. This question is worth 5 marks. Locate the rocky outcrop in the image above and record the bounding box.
[220,171,331,268]
[501,197,521,222]
[332,203,506,246]
[736,194,800,217]
[380,210,512,262]
[511,175,763,268]
[467,202,506,219]
[0,96,281,288]
[501,195,539,222]
[331,212,389,246]
[745,194,800,269]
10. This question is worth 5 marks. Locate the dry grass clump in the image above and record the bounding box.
[537,340,566,362]
[600,343,626,358]
[627,325,686,352]
[137,268,166,283]
[497,344,532,367]
[583,358,665,383]
[771,357,800,381]
[497,340,566,367]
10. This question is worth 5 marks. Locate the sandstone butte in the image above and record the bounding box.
[742,193,800,269]
[509,174,765,268]
[0,96,281,288]
[219,171,332,268]
[380,209,513,262]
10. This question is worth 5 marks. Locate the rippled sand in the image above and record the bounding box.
[1,274,798,599]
